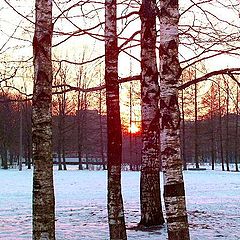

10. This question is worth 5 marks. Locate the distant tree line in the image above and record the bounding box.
[181,114,239,170]
[0,93,142,170]
[1,79,239,172]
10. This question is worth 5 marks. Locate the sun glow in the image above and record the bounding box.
[128,123,140,134]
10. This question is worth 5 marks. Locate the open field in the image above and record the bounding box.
[0,167,239,239]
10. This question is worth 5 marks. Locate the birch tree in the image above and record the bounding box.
[159,1,190,239]
[139,0,164,227]
[32,0,55,239]
[105,0,127,239]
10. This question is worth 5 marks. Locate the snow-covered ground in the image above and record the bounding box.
[0,166,239,239]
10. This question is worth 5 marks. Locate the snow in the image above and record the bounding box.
[0,166,239,239]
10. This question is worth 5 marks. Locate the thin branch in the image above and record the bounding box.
[179,68,240,90]
[53,74,141,94]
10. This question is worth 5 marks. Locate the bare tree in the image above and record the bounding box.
[139,0,164,227]
[105,0,127,239]
[159,1,190,239]
[32,0,55,239]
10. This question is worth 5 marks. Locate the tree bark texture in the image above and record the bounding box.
[159,1,190,239]
[139,0,164,227]
[105,0,127,239]
[32,0,55,239]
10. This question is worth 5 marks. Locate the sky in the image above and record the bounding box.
[0,0,239,124]
[0,0,239,75]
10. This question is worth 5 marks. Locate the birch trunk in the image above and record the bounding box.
[139,0,164,227]
[32,0,55,239]
[105,0,127,239]
[159,1,190,239]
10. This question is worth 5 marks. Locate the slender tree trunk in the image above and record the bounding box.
[62,141,67,170]
[32,0,55,239]
[27,137,32,169]
[129,82,133,171]
[25,100,32,170]
[234,86,239,172]
[77,109,83,170]
[181,87,187,170]
[2,121,8,169]
[9,153,14,168]
[77,93,84,170]
[105,0,127,239]
[210,104,215,170]
[218,83,225,171]
[99,90,106,170]
[194,82,199,168]
[19,102,23,171]
[61,92,67,171]
[159,1,190,239]
[2,146,8,169]
[57,153,62,170]
[62,115,67,170]
[78,147,83,169]
[129,49,134,170]
[85,153,89,170]
[78,146,83,170]
[225,80,230,171]
[139,0,164,227]
[57,116,63,171]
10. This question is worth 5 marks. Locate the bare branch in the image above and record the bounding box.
[179,68,240,90]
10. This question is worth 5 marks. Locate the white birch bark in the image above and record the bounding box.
[159,1,190,239]
[32,0,55,239]
[105,0,127,239]
[139,0,164,227]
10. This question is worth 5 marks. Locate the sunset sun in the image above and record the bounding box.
[128,123,140,134]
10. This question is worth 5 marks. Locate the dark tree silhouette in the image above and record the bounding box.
[105,0,127,239]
